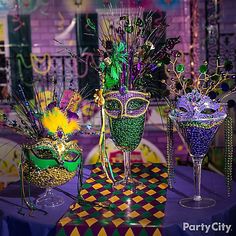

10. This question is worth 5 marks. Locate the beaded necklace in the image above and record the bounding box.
[30,53,52,76]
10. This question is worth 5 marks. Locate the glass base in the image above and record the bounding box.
[113,177,144,192]
[179,197,216,209]
[36,188,64,208]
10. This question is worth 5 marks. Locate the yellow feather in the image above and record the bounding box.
[42,107,80,134]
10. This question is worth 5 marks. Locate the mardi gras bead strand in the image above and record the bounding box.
[17,54,32,69]
[18,153,47,215]
[77,53,99,79]
[30,53,52,76]
[77,155,83,198]
[224,115,233,196]
[166,116,174,188]
[17,54,33,87]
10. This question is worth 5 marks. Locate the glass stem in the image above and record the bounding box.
[192,158,203,201]
[123,151,131,181]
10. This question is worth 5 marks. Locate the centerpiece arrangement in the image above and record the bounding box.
[1,85,83,209]
[92,9,180,190]
[163,55,235,208]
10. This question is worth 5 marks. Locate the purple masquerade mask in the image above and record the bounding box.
[104,90,150,119]
[172,90,227,120]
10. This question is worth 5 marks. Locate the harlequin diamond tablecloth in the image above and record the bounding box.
[1,166,236,236]
[56,163,168,236]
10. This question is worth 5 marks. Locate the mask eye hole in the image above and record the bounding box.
[64,151,81,161]
[105,100,121,111]
[32,147,56,159]
[179,107,188,112]
[201,108,216,114]
[127,99,146,111]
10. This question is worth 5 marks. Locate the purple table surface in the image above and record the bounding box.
[0,166,236,236]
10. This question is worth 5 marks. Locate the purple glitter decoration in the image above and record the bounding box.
[172,90,227,120]
[104,90,149,118]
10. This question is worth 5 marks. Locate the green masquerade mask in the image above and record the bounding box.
[23,138,82,172]
[104,90,150,151]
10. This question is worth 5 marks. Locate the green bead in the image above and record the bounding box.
[199,64,208,73]
[109,115,145,151]
[157,62,163,67]
[124,25,134,33]
[176,64,185,73]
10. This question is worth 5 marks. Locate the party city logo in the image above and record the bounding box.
[183,222,232,234]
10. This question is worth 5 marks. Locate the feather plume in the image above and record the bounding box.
[41,107,80,135]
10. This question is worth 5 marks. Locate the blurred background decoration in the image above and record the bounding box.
[0,138,21,190]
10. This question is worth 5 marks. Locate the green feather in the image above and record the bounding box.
[111,66,118,80]
[118,56,127,63]
[99,62,106,72]
[105,74,118,89]
[117,42,125,52]
[116,64,122,73]
[102,42,128,90]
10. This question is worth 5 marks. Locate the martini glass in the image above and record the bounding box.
[104,91,149,191]
[169,108,227,209]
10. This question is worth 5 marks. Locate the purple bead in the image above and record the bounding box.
[137,62,141,71]
[57,130,63,139]
[119,85,128,95]
[151,64,158,71]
